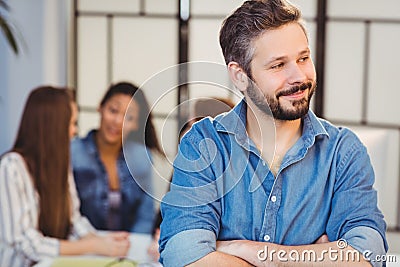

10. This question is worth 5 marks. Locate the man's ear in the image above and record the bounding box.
[227,62,249,93]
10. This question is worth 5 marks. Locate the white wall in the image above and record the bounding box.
[0,0,70,153]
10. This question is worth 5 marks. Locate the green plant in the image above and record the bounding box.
[0,0,19,54]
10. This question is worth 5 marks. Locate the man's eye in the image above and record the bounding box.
[271,63,284,69]
[299,56,309,62]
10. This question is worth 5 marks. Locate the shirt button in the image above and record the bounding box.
[262,161,266,166]
[264,235,270,241]
[271,196,277,202]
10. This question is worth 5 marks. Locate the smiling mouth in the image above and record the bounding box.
[277,82,312,98]
[288,90,305,97]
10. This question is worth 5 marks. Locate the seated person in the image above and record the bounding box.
[71,82,163,233]
[159,1,387,266]
[0,86,130,264]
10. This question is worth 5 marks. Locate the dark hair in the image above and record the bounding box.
[100,82,163,154]
[12,86,73,239]
[219,0,305,77]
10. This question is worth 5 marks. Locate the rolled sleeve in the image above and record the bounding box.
[161,229,216,267]
[159,124,223,266]
[343,226,386,267]
[327,138,387,258]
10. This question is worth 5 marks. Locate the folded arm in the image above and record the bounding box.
[216,239,371,267]
[215,226,386,267]
[187,251,253,267]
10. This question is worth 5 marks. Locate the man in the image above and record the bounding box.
[159,0,387,266]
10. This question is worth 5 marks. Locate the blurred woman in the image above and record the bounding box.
[71,82,162,233]
[0,86,130,263]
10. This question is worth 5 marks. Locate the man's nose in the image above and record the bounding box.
[287,63,307,84]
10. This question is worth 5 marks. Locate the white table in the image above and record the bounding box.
[127,233,153,262]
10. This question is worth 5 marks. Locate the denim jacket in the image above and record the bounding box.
[71,130,154,233]
[160,100,387,267]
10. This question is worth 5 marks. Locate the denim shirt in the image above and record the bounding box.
[71,130,155,233]
[159,100,387,266]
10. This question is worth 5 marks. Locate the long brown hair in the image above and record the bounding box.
[12,86,72,239]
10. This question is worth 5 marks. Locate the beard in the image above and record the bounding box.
[247,79,316,121]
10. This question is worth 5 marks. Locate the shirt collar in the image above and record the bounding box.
[84,129,127,159]
[215,99,250,148]
[215,98,329,148]
[302,109,330,147]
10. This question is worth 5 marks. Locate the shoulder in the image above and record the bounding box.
[124,140,148,155]
[1,152,26,169]
[316,118,368,164]
[71,131,97,163]
[313,116,362,146]
[71,131,93,151]
[179,118,213,152]
[123,141,153,170]
[123,141,151,161]
[182,117,221,143]
[178,117,229,163]
[0,152,30,186]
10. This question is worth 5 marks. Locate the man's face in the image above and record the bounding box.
[246,22,316,121]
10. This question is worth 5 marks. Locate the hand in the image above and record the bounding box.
[216,240,237,254]
[314,234,329,244]
[90,232,131,257]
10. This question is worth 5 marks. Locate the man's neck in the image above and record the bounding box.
[246,105,303,168]
[273,119,302,155]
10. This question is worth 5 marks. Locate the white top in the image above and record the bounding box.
[0,152,96,262]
